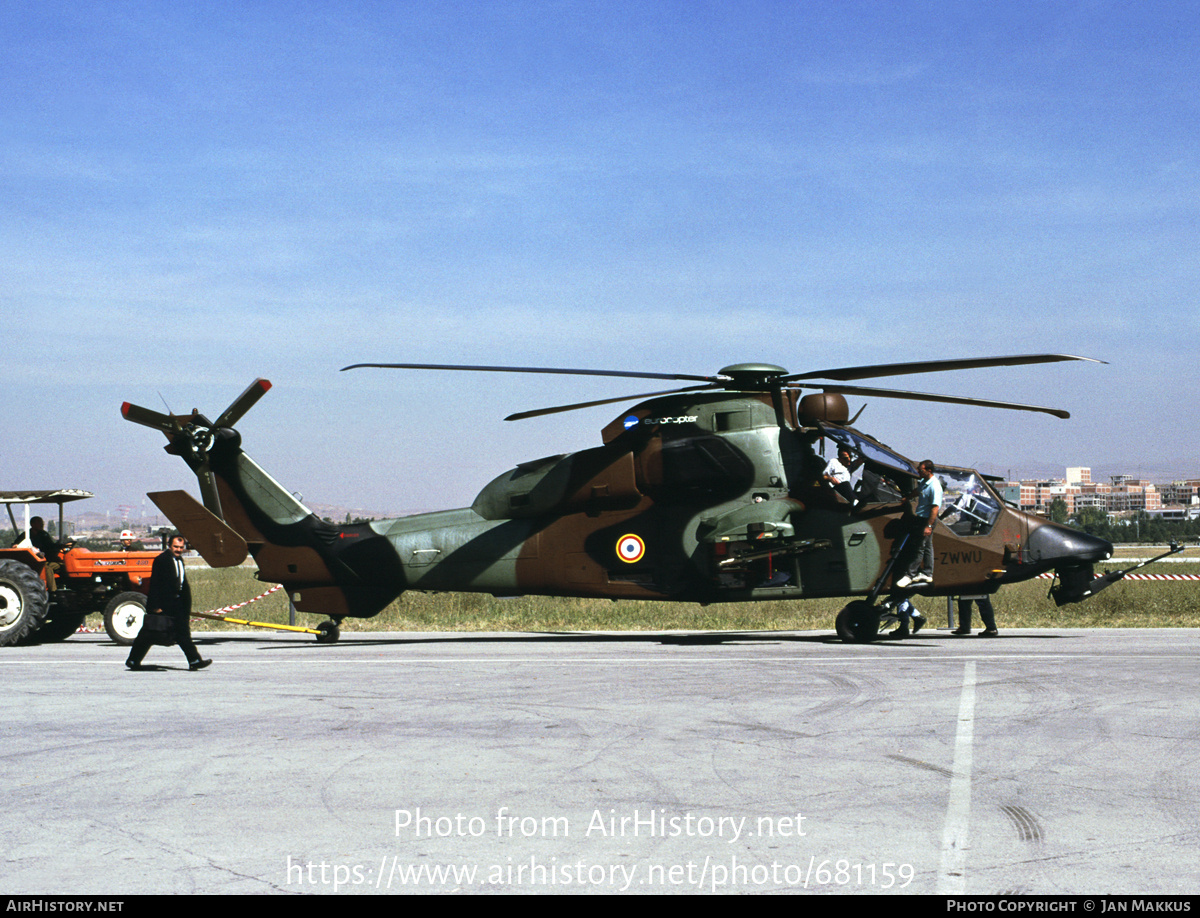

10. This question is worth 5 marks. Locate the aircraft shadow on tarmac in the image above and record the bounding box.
[170,629,1074,650]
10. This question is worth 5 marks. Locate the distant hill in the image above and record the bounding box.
[62,502,420,537]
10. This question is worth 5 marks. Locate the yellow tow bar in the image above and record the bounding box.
[190,610,340,642]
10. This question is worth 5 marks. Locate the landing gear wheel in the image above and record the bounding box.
[33,613,88,643]
[315,621,340,643]
[836,600,881,644]
[0,560,50,647]
[104,592,148,646]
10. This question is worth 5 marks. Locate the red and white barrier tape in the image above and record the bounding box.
[1036,572,1200,581]
[201,583,285,617]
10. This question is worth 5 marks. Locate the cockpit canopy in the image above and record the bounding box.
[935,466,1003,536]
[818,424,919,479]
[817,424,1002,534]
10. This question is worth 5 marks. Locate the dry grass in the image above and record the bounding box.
[181,554,1200,634]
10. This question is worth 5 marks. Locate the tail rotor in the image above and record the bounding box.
[122,379,273,520]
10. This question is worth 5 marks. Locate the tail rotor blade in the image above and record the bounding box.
[121,402,180,434]
[196,463,224,520]
[215,379,272,429]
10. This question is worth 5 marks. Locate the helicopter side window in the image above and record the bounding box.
[658,435,756,496]
[714,410,751,432]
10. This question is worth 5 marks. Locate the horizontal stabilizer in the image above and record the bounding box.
[147,490,249,568]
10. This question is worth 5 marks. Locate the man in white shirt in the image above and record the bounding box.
[822,445,857,506]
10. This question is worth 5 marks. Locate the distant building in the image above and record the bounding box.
[1011,479,1080,515]
[998,467,1174,518]
[1105,477,1160,513]
[1155,504,1200,522]
[1159,480,1200,507]
[1065,467,1092,487]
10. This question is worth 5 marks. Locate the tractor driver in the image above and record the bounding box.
[12,516,63,592]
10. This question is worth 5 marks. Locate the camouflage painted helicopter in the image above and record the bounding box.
[122,354,1157,643]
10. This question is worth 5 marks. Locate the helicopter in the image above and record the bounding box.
[121,354,1165,644]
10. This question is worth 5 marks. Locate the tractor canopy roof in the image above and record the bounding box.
[0,490,94,505]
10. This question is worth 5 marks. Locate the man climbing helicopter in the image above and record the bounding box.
[895,459,943,590]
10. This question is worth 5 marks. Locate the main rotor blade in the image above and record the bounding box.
[341,362,719,384]
[815,384,1073,418]
[215,378,272,429]
[121,402,180,434]
[788,354,1104,384]
[506,385,721,421]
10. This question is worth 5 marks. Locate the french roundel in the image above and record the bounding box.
[616,534,646,564]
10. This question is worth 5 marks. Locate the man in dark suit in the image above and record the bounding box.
[126,534,211,671]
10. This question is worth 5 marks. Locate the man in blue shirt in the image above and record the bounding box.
[895,460,943,589]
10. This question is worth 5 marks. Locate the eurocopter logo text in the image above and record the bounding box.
[624,415,698,430]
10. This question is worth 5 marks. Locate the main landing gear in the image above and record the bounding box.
[835,600,881,643]
[835,597,917,643]
[836,533,915,643]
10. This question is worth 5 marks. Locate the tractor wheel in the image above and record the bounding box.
[0,560,51,647]
[104,592,148,646]
[836,600,881,644]
[315,621,340,643]
[32,612,89,643]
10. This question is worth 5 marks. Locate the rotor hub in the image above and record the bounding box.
[716,363,789,388]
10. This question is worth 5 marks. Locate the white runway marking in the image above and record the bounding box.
[938,660,977,895]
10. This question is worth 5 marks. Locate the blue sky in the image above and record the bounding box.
[3,1,1197,519]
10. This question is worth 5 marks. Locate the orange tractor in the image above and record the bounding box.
[0,490,162,646]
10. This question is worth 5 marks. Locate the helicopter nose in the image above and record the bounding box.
[1026,522,1113,566]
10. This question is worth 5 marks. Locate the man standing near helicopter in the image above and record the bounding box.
[895,460,943,589]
